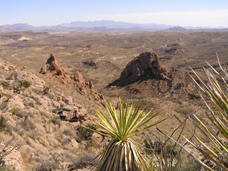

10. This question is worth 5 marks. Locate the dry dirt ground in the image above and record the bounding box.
[0,30,228,170]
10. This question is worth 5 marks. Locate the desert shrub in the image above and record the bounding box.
[77,124,97,142]
[43,86,50,95]
[0,82,9,89]
[19,80,30,88]
[13,80,31,94]
[0,115,7,131]
[10,108,20,116]
[5,76,13,80]
[50,116,60,125]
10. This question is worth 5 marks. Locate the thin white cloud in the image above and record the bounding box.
[88,9,228,28]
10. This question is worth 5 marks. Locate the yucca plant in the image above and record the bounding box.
[87,98,166,171]
[183,54,228,170]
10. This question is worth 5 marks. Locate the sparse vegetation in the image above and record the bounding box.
[50,115,60,125]
[0,30,228,170]
[10,108,20,116]
[42,85,50,95]
[77,124,97,141]
[0,115,7,131]
[0,81,9,89]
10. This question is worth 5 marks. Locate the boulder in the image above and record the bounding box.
[63,96,73,105]
[90,132,103,147]
[75,108,88,121]
[73,71,85,84]
[61,111,74,121]
[62,105,75,111]
[71,139,79,149]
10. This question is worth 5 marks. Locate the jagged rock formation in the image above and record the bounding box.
[111,52,171,86]
[40,53,65,76]
[39,53,106,106]
[73,71,85,83]
[72,72,106,106]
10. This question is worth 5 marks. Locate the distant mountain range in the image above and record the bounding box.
[61,20,172,30]
[1,20,228,32]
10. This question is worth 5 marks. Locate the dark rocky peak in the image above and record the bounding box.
[110,52,171,86]
[40,53,65,77]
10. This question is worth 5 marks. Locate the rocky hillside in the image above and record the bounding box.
[0,57,109,170]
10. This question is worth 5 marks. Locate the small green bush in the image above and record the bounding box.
[50,116,60,125]
[0,115,7,131]
[10,108,20,116]
[13,80,31,94]
[77,124,97,141]
[43,86,50,95]
[0,82,9,89]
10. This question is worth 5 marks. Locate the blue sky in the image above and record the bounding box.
[0,0,228,27]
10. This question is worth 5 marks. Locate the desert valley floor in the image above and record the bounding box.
[0,30,228,170]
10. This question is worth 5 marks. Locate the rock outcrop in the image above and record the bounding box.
[73,71,85,83]
[111,52,171,86]
[39,53,106,106]
[40,53,65,77]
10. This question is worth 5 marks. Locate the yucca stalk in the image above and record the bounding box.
[87,98,166,171]
[186,54,228,170]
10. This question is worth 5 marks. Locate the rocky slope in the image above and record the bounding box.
[0,57,109,170]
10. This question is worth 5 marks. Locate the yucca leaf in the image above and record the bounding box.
[191,114,223,151]
[216,53,228,77]
[95,109,117,133]
[157,127,214,171]
[184,137,228,171]
[185,56,228,170]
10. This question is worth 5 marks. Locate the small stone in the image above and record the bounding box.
[63,105,74,111]
[64,96,73,105]
[71,139,79,149]
[91,132,103,147]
